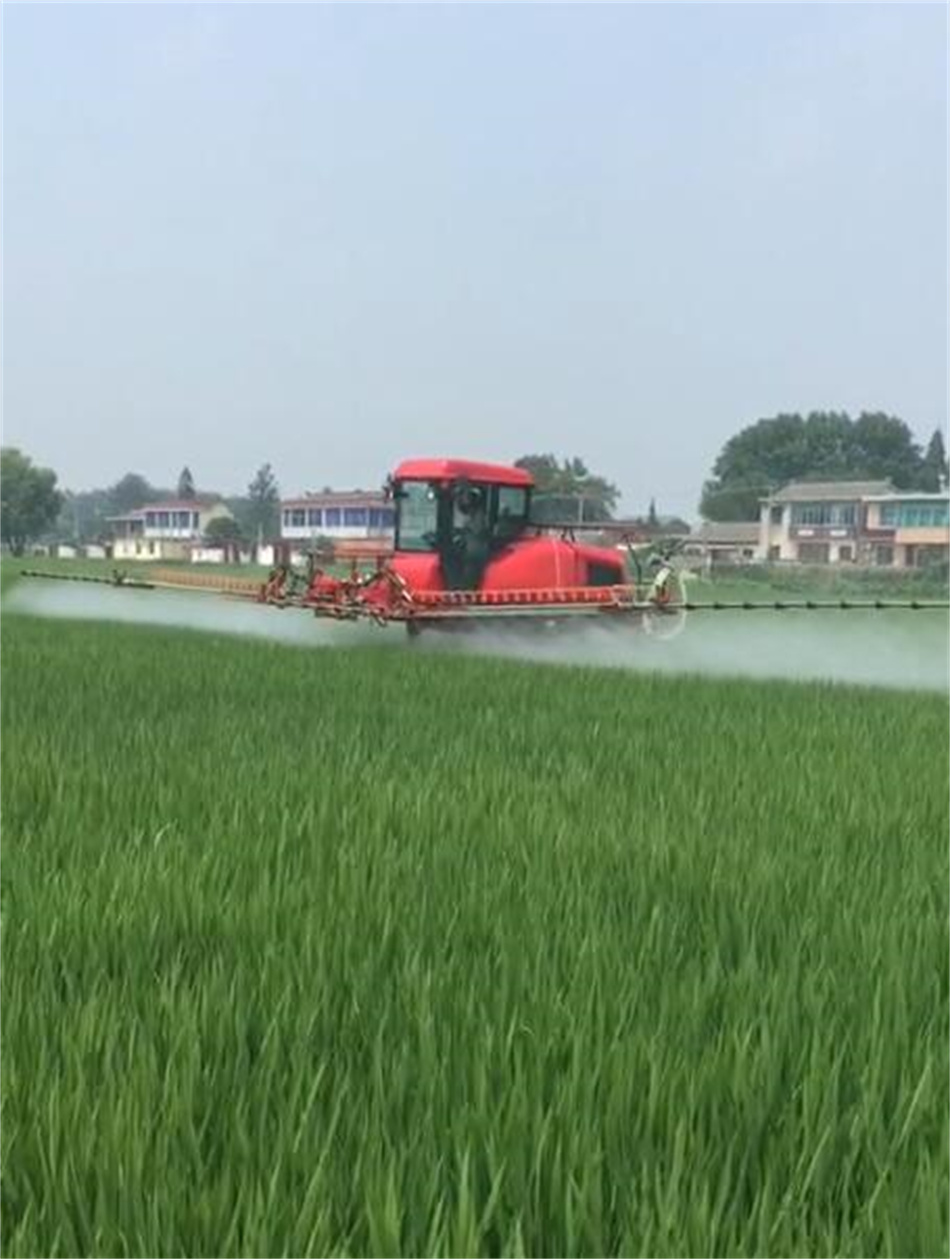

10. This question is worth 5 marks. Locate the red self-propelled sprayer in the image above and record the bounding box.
[21,458,950,637]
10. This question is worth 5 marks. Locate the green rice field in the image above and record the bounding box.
[1,570,948,1257]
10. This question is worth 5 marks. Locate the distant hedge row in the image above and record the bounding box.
[700,561,949,596]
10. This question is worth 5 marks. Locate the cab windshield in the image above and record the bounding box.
[393,479,530,554]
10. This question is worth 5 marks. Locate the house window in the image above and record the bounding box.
[874,544,894,566]
[770,506,783,525]
[907,503,948,527]
[307,508,322,528]
[290,509,306,528]
[324,508,341,528]
[768,544,780,560]
[145,512,156,528]
[879,501,949,528]
[793,503,821,525]
[792,502,855,527]
[343,507,367,527]
[157,511,170,528]
[838,545,854,562]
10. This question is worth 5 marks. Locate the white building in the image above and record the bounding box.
[109,499,234,561]
[861,491,950,568]
[757,480,893,564]
[280,491,394,545]
[757,480,950,567]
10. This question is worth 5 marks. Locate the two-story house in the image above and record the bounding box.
[279,490,395,561]
[758,480,949,567]
[860,492,950,568]
[109,499,234,561]
[758,481,893,564]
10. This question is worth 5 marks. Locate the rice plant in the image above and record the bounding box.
[1,605,946,1257]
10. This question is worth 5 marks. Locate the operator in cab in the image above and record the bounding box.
[452,483,491,589]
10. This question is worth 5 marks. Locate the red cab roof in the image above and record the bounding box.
[393,458,533,488]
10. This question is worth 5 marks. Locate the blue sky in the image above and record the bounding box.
[3,3,946,517]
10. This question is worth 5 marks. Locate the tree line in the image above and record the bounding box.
[2,411,947,553]
[0,453,282,555]
[701,411,947,521]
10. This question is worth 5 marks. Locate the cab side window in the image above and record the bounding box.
[494,486,529,542]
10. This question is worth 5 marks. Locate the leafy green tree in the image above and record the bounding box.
[310,534,334,562]
[850,412,923,488]
[54,477,162,542]
[700,476,778,523]
[515,453,619,522]
[177,466,196,499]
[204,515,243,546]
[921,429,948,492]
[700,411,929,520]
[59,488,112,542]
[1,448,65,554]
[246,463,281,541]
[108,473,163,515]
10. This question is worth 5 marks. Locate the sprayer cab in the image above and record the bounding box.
[386,458,627,593]
[387,459,537,590]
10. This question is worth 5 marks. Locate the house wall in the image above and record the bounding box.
[140,502,231,540]
[112,538,141,561]
[863,500,948,567]
[280,503,394,542]
[113,538,192,562]
[894,526,950,546]
[281,523,391,541]
[894,537,949,569]
[190,547,227,564]
[759,500,880,564]
[758,505,796,560]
